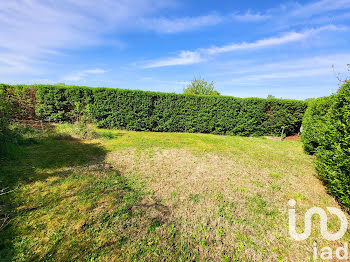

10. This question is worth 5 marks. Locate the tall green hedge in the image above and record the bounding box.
[1,84,307,137]
[301,82,350,209]
[0,87,12,147]
[0,84,36,144]
[301,96,335,154]
[315,83,350,209]
[0,84,37,121]
[88,87,306,136]
[35,85,93,122]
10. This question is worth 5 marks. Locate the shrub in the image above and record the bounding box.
[0,88,12,141]
[0,84,36,121]
[90,88,306,136]
[0,87,14,156]
[314,83,350,209]
[35,85,93,122]
[301,96,334,154]
[2,84,307,137]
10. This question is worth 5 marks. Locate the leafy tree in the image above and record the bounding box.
[184,78,220,96]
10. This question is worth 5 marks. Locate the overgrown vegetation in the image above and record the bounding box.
[302,82,350,209]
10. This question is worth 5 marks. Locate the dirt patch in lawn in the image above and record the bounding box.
[284,135,301,142]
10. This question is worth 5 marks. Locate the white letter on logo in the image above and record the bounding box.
[320,247,333,260]
[336,243,349,260]
[288,200,348,241]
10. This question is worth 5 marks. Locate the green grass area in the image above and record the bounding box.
[1,123,349,261]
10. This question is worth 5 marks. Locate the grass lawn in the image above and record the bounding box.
[0,124,349,261]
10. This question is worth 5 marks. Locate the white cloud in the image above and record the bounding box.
[212,53,350,91]
[232,11,270,22]
[262,0,350,31]
[222,53,350,73]
[139,14,224,33]
[209,53,350,99]
[84,69,107,74]
[205,25,346,54]
[63,68,107,81]
[205,32,306,55]
[143,51,203,68]
[139,10,270,34]
[138,0,350,34]
[142,25,346,68]
[289,0,350,18]
[0,0,173,73]
[0,53,46,75]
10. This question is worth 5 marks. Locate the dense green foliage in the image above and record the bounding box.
[301,96,334,154]
[302,82,350,209]
[0,85,38,155]
[35,85,93,122]
[1,84,307,136]
[0,88,12,151]
[90,88,306,136]
[183,78,220,95]
[315,83,350,209]
[0,84,36,121]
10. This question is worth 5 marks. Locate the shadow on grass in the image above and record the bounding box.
[0,128,182,261]
[0,129,108,261]
[0,132,107,188]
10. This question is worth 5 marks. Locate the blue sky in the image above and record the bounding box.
[1,0,350,99]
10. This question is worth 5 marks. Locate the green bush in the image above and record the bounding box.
[0,84,36,121]
[2,84,307,137]
[0,87,15,156]
[90,88,306,136]
[0,88,12,142]
[35,85,93,122]
[314,83,350,209]
[301,96,334,154]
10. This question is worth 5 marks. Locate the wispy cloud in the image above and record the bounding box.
[0,53,46,75]
[143,51,203,68]
[232,11,270,22]
[138,0,350,35]
[205,25,346,54]
[139,14,224,33]
[262,0,350,31]
[142,25,346,68]
[0,0,173,73]
[139,10,270,34]
[209,53,350,99]
[63,68,107,81]
[288,0,350,18]
[213,53,350,92]
[205,31,306,55]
